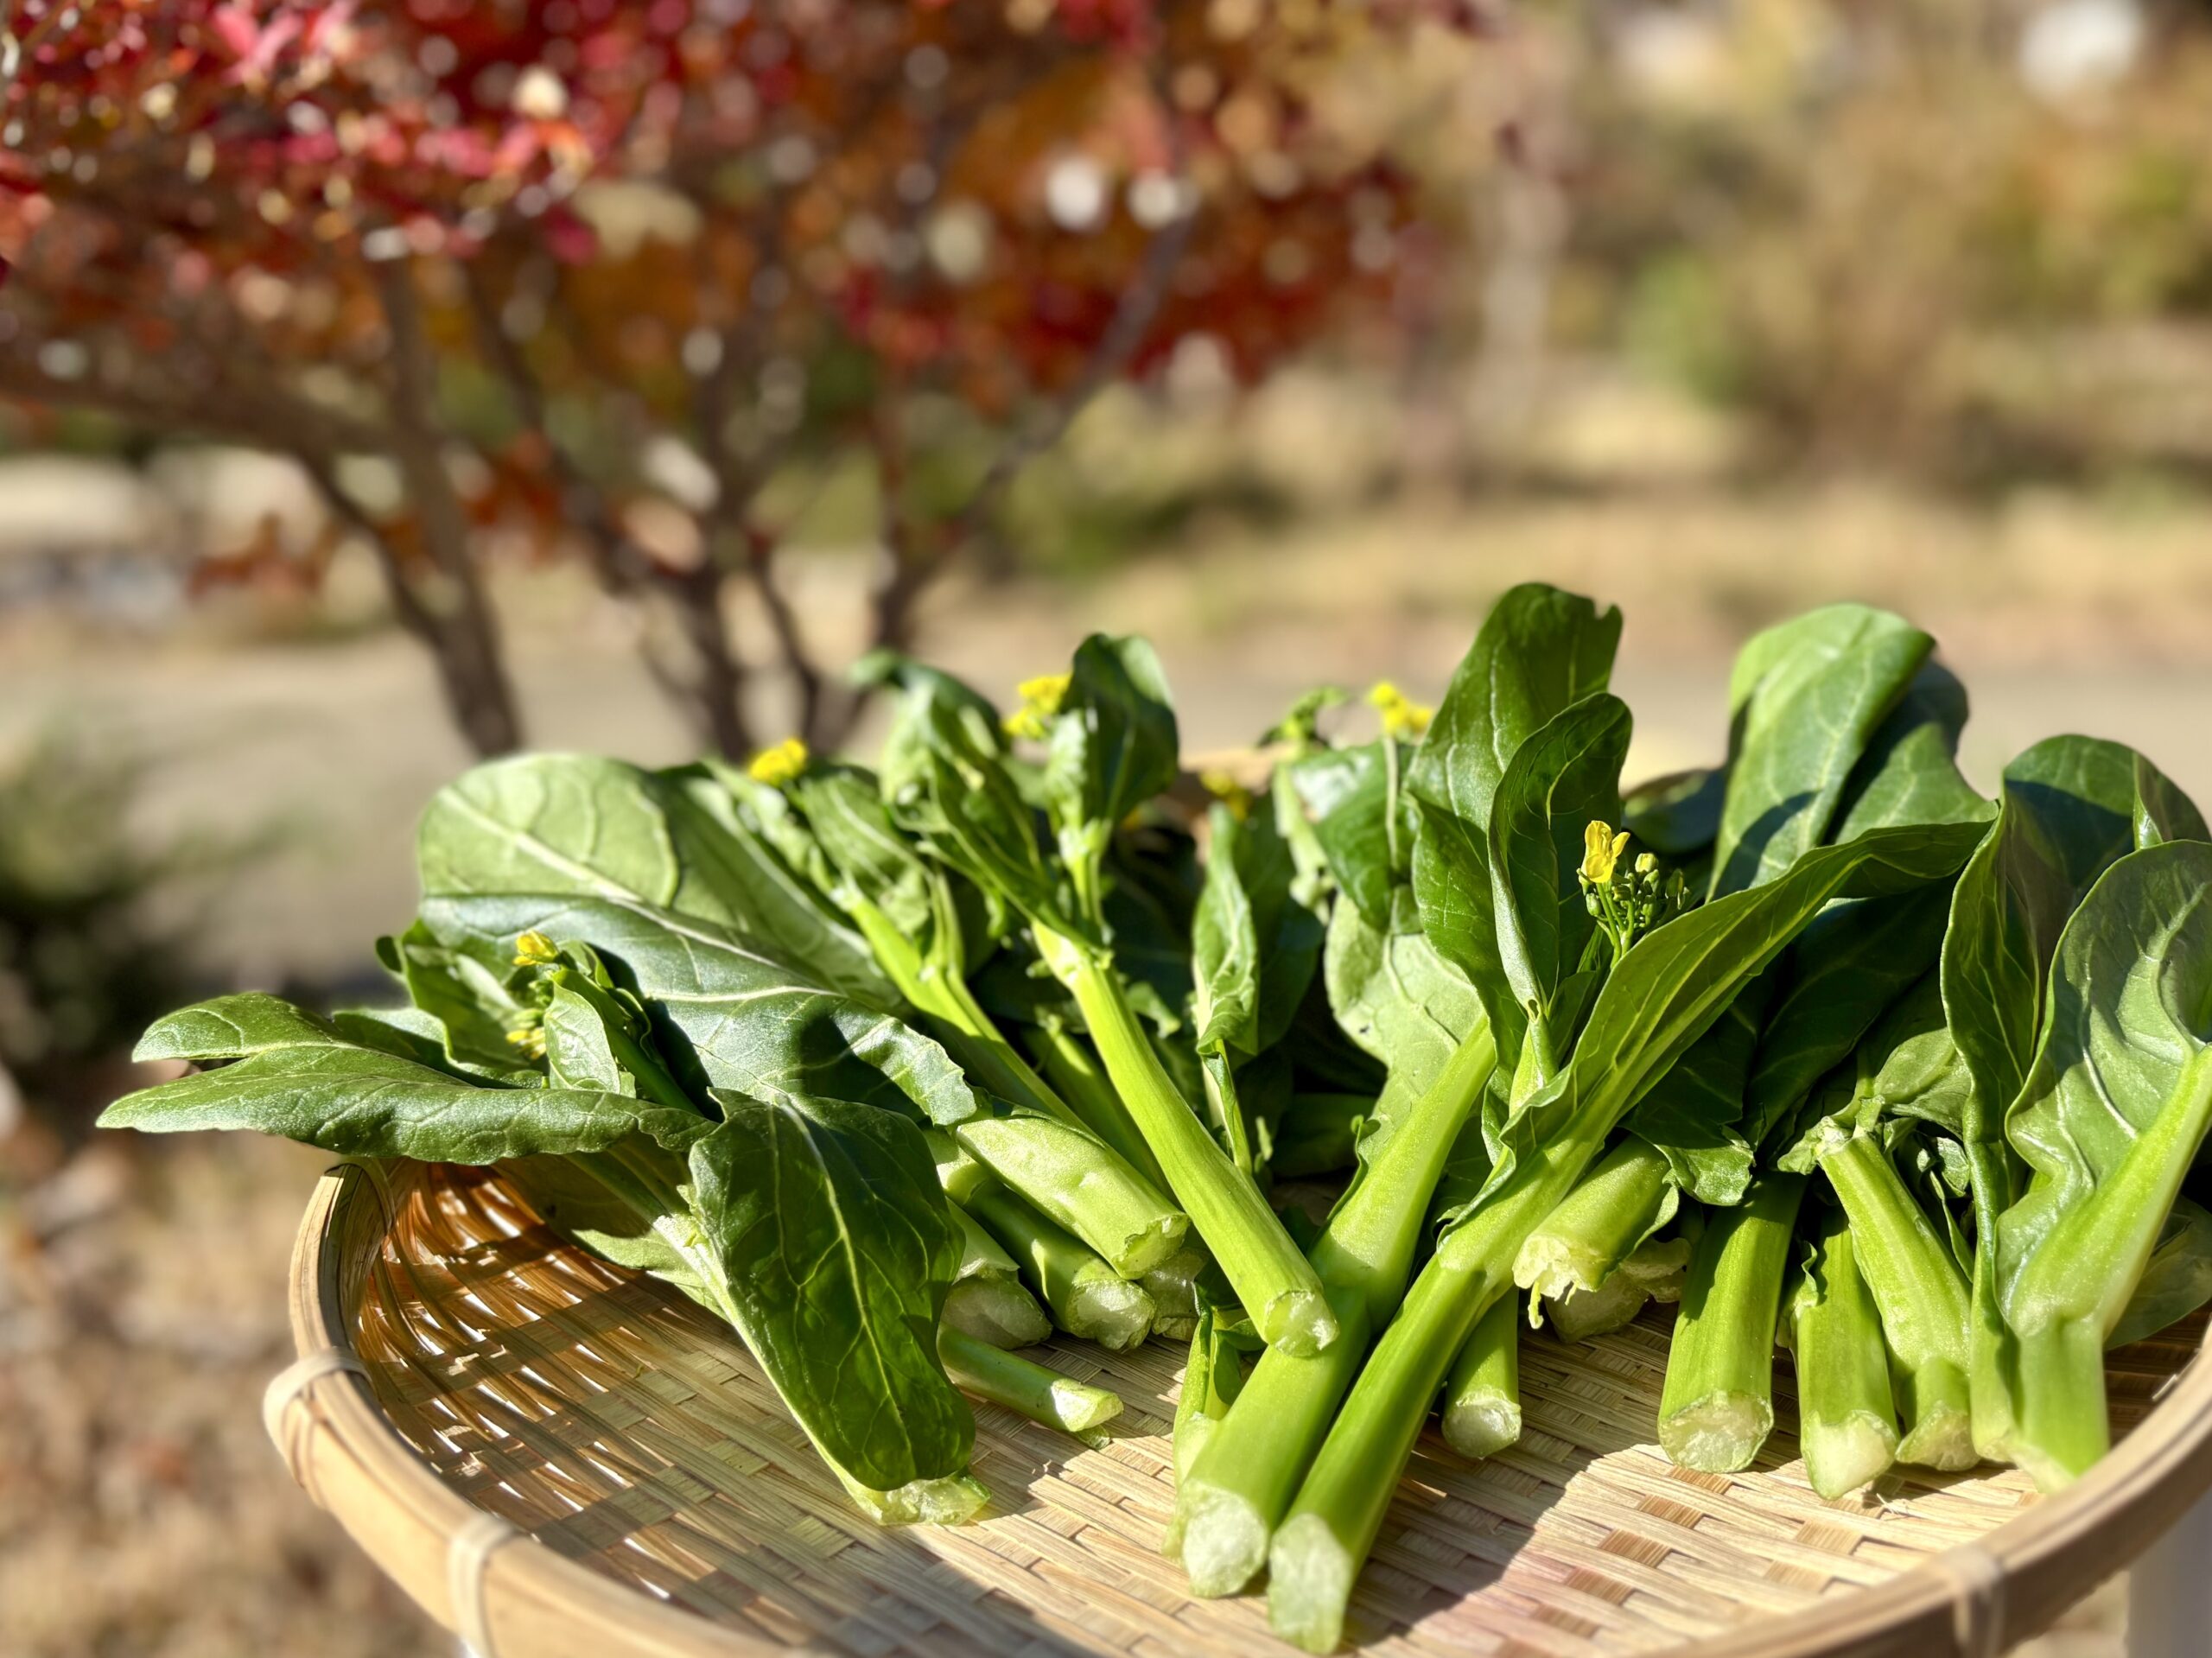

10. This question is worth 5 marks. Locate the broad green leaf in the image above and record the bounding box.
[418,894,986,1128]
[377,919,537,1078]
[2133,753,2210,848]
[690,1089,973,1490]
[671,760,842,904]
[1941,735,2201,1159]
[1627,980,1764,1204]
[540,981,639,1096]
[853,650,1005,807]
[1833,662,1993,842]
[1288,742,1402,927]
[1323,884,1484,1106]
[1045,635,1180,884]
[102,993,702,1159]
[1481,694,1633,1069]
[417,754,891,1007]
[1710,605,1932,897]
[1857,971,1977,1139]
[1408,800,1500,1027]
[1624,765,1727,859]
[1740,883,1954,1149]
[893,693,1080,941]
[1475,819,1986,1206]
[1407,583,1622,826]
[791,764,941,942]
[1995,842,2212,1344]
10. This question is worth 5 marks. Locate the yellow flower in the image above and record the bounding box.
[1367,680,1433,740]
[512,930,559,967]
[1002,671,1071,742]
[1581,820,1630,884]
[747,736,810,788]
[1199,767,1254,821]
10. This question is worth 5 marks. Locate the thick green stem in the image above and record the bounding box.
[1658,1175,1802,1474]
[949,1164,1155,1351]
[1309,1022,1501,1325]
[1267,1142,1576,1654]
[1173,1310,1249,1483]
[1441,1292,1522,1461]
[1174,1024,1497,1598]
[1514,1136,1675,1307]
[2008,1317,2111,1491]
[1818,1132,1974,1470]
[1038,924,1334,1356]
[1027,1020,1171,1189]
[938,1326,1122,1436]
[1176,1290,1371,1596]
[849,899,1188,1277]
[944,1203,1053,1347]
[948,1111,1185,1280]
[1789,1208,1900,1500]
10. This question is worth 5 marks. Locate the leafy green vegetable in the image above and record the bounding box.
[1708,605,1931,897]
[1986,842,2212,1487]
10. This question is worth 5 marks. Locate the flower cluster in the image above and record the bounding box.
[1003,673,1072,742]
[1367,681,1433,740]
[1579,820,1688,959]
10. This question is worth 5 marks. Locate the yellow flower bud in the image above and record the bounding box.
[1199,767,1254,821]
[1366,680,1433,740]
[512,931,559,966]
[1635,851,1657,876]
[746,736,810,788]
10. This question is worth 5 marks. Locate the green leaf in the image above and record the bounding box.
[1710,605,1932,897]
[416,754,892,1007]
[1323,885,1484,1107]
[540,981,639,1096]
[1624,765,1727,860]
[1740,883,1954,1149]
[1481,694,1633,1066]
[1941,735,2200,1158]
[1194,804,1262,1056]
[1045,635,1181,854]
[2108,1196,2212,1350]
[1833,662,1993,842]
[1407,583,1622,827]
[1478,819,1986,1205]
[791,764,943,943]
[418,895,986,1128]
[893,693,1079,941]
[689,1089,973,1490]
[1995,842,2212,1340]
[2133,752,2211,848]
[1627,981,1765,1204]
[854,650,1006,807]
[378,920,537,1077]
[1288,742,1402,928]
[104,993,702,1159]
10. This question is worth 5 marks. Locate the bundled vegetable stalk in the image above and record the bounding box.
[99,583,2212,1655]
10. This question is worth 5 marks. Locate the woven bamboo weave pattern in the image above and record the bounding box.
[342,1163,2200,1657]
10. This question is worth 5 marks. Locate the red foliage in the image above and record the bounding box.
[0,0,1470,752]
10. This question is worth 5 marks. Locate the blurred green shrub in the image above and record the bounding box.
[0,734,228,1130]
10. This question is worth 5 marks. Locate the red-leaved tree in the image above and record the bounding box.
[0,0,1471,755]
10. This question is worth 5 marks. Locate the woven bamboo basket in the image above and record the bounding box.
[270,1159,2212,1658]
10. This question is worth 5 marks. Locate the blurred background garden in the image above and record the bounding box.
[3,0,2210,1651]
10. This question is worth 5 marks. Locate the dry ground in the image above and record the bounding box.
[4,479,2204,1655]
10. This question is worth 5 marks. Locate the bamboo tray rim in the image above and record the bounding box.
[273,1159,2212,1658]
